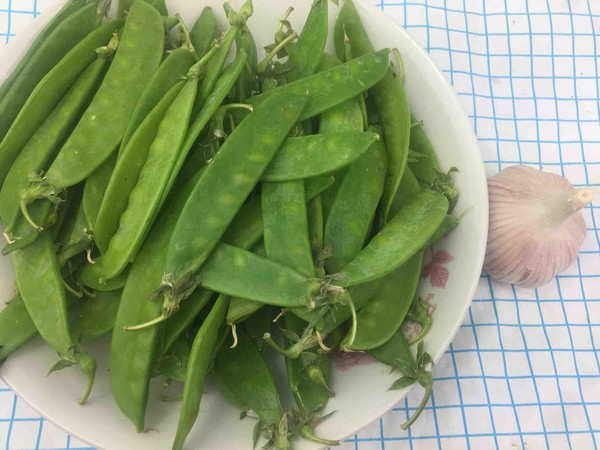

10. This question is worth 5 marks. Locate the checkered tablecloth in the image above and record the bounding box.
[1,1,599,449]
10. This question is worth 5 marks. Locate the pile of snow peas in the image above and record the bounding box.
[0,0,461,448]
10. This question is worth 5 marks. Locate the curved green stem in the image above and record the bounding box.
[263,332,301,359]
[188,40,221,78]
[125,314,168,332]
[257,32,298,75]
[75,352,97,405]
[400,372,432,430]
[175,13,199,60]
[299,425,340,446]
[20,198,44,231]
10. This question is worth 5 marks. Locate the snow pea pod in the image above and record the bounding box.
[193,1,253,114]
[335,0,411,223]
[198,243,319,308]
[0,20,120,186]
[263,181,315,277]
[156,334,191,382]
[13,232,96,404]
[324,135,387,274]
[341,251,423,351]
[119,48,196,156]
[81,79,197,282]
[408,118,440,185]
[93,81,185,254]
[161,90,308,317]
[245,49,390,122]
[0,295,37,361]
[0,57,108,236]
[286,0,328,81]
[233,25,258,102]
[82,153,116,233]
[0,0,94,106]
[173,295,229,450]
[40,1,164,188]
[212,328,290,449]
[261,132,379,182]
[334,190,448,287]
[370,336,433,430]
[109,172,202,432]
[0,1,103,145]
[71,289,121,342]
[190,7,219,59]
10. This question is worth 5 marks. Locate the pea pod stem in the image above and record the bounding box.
[401,370,433,430]
[299,426,340,446]
[258,32,298,75]
[175,13,199,60]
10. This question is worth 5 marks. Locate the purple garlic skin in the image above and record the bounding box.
[484,165,594,288]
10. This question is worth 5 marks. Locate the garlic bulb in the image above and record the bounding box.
[484,165,595,288]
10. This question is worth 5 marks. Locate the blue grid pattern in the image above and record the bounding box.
[1,0,599,449]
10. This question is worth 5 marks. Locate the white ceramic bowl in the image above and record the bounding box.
[0,1,488,449]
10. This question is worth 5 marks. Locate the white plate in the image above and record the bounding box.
[0,1,488,449]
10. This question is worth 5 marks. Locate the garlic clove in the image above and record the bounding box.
[484,165,594,288]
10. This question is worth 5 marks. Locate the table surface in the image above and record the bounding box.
[1,1,599,449]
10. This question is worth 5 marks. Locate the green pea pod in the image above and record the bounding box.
[0,1,103,146]
[388,166,421,219]
[286,0,328,81]
[82,153,116,233]
[369,334,433,430]
[0,19,120,186]
[161,288,214,356]
[0,0,94,105]
[42,1,164,188]
[334,190,448,287]
[242,305,274,349]
[190,7,220,61]
[335,0,411,223]
[109,172,202,432]
[164,49,249,202]
[93,81,185,254]
[341,251,423,351]
[0,57,108,235]
[0,292,80,362]
[243,49,389,123]
[119,0,167,19]
[408,117,440,184]
[172,295,229,450]
[233,25,259,102]
[120,48,196,155]
[324,136,387,274]
[81,79,197,282]
[0,295,38,361]
[161,90,308,318]
[212,328,290,449]
[261,132,379,182]
[193,1,253,114]
[263,181,315,277]
[13,232,96,404]
[198,243,319,308]
[71,289,121,342]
